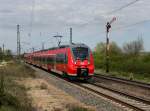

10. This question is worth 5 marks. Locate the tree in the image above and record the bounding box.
[0,47,3,60]
[123,37,144,55]
[109,42,122,55]
[94,41,122,55]
[93,41,122,69]
[94,42,105,54]
[5,49,13,60]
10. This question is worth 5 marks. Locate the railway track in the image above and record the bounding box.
[27,64,150,111]
[94,74,150,89]
[91,82,150,105]
[76,82,150,111]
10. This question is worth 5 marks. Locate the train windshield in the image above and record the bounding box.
[72,47,89,61]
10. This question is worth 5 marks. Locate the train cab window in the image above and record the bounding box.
[72,47,89,61]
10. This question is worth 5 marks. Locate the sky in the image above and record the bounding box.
[0,0,150,53]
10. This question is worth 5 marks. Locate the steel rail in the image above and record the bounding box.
[91,82,150,105]
[94,74,150,89]
[26,63,149,111]
[76,83,146,111]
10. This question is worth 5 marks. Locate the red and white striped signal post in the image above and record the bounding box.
[106,17,116,73]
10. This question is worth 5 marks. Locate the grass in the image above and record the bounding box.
[0,61,36,111]
[0,61,95,111]
[95,69,150,83]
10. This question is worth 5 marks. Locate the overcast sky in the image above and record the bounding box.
[0,0,150,53]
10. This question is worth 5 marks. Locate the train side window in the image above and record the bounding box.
[47,56,53,64]
[56,54,60,63]
[56,54,59,63]
[56,53,67,63]
[40,57,42,63]
[35,57,37,61]
[46,57,48,63]
[47,57,49,64]
[43,57,45,63]
[52,55,55,64]
[47,57,50,63]
[45,57,48,64]
[40,57,42,62]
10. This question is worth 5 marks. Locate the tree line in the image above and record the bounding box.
[93,37,150,75]
[0,47,13,61]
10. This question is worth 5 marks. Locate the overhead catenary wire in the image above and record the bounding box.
[107,0,140,14]
[113,19,150,31]
[104,0,150,31]
[99,0,142,34]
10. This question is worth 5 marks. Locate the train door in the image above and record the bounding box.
[53,54,56,70]
[44,56,47,69]
[64,53,68,72]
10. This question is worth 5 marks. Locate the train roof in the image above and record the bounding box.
[31,43,89,53]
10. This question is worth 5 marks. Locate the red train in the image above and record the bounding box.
[24,43,95,80]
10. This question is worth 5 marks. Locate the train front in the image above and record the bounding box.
[68,44,94,79]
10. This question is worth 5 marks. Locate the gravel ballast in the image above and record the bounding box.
[29,65,129,111]
[94,76,150,100]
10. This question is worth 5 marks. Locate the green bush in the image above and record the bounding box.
[94,51,150,76]
[94,41,150,82]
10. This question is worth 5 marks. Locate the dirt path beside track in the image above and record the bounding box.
[17,78,95,111]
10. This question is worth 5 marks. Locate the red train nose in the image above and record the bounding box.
[76,59,81,66]
[75,59,88,67]
[83,59,88,65]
